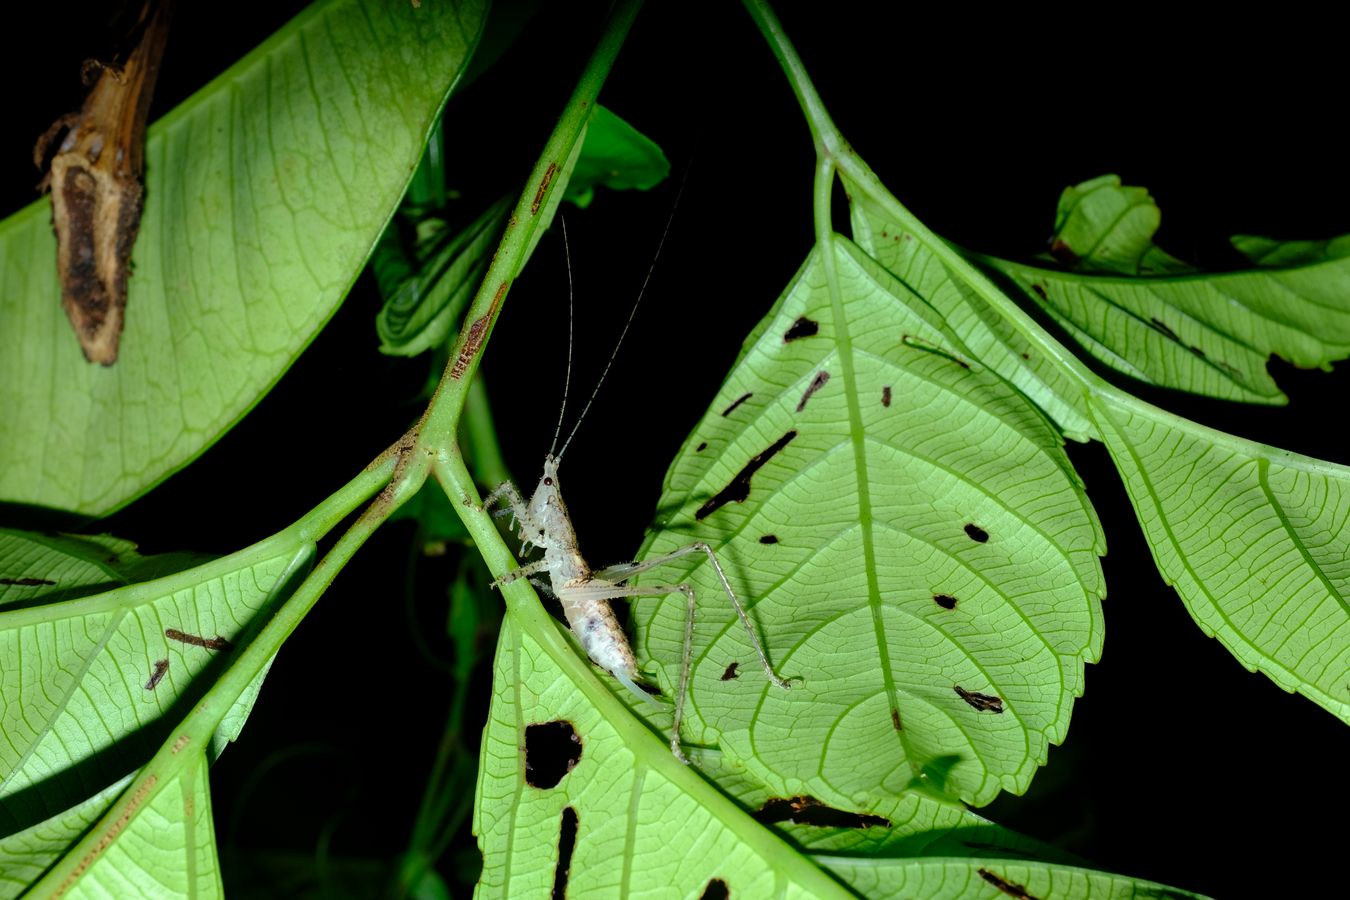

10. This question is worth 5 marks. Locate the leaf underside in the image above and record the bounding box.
[845,175,1350,727]
[0,528,305,894]
[984,176,1350,405]
[632,234,1105,810]
[474,607,1196,899]
[0,0,487,515]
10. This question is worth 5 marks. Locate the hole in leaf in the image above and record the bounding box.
[978,867,1040,900]
[700,878,730,900]
[144,659,169,691]
[759,534,778,544]
[721,391,753,416]
[525,720,582,788]
[783,316,819,341]
[795,371,829,412]
[964,523,989,543]
[697,431,797,520]
[0,576,56,586]
[1150,317,1180,340]
[954,685,1004,713]
[1047,238,1078,265]
[753,795,889,829]
[696,441,708,452]
[721,663,740,681]
[933,593,958,610]
[551,806,579,900]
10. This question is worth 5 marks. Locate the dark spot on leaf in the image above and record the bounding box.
[525,720,583,788]
[144,658,169,691]
[783,316,819,342]
[551,806,578,900]
[721,663,740,681]
[721,392,753,417]
[696,441,708,452]
[795,371,830,412]
[0,577,57,586]
[955,685,1004,713]
[700,879,730,900]
[1030,284,1048,301]
[890,707,902,731]
[1047,238,1079,265]
[978,868,1040,900]
[1020,352,1030,360]
[1150,317,1180,341]
[1189,345,1207,358]
[754,795,889,829]
[881,385,891,407]
[165,628,232,651]
[759,534,778,544]
[964,523,989,543]
[697,431,798,520]
[933,594,958,610]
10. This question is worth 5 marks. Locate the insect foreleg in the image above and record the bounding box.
[594,541,793,691]
[480,481,530,529]
[492,557,551,588]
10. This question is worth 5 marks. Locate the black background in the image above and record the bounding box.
[5,2,1348,897]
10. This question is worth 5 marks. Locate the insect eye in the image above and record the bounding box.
[543,477,553,486]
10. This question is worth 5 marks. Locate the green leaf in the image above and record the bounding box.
[474,604,860,898]
[842,169,1350,725]
[823,856,1206,899]
[374,106,666,357]
[0,0,488,515]
[847,181,1097,441]
[475,585,1195,897]
[1231,233,1350,268]
[1044,175,1192,275]
[17,545,314,897]
[631,235,1104,809]
[0,527,310,877]
[0,531,212,608]
[564,105,671,208]
[975,178,1350,405]
[1089,392,1350,724]
[375,198,512,357]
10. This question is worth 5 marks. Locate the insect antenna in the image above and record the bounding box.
[556,165,691,462]
[548,216,576,457]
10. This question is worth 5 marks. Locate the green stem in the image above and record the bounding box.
[741,0,1105,399]
[462,372,512,487]
[416,0,645,452]
[29,454,400,896]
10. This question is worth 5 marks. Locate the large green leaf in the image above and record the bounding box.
[0,0,487,515]
[0,528,312,892]
[841,169,1350,725]
[846,181,1097,441]
[476,594,1193,898]
[473,605,853,899]
[1089,393,1350,723]
[630,235,1104,809]
[823,856,1204,899]
[976,176,1350,405]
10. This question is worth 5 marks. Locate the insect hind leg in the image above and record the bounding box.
[582,580,699,764]
[594,541,793,691]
